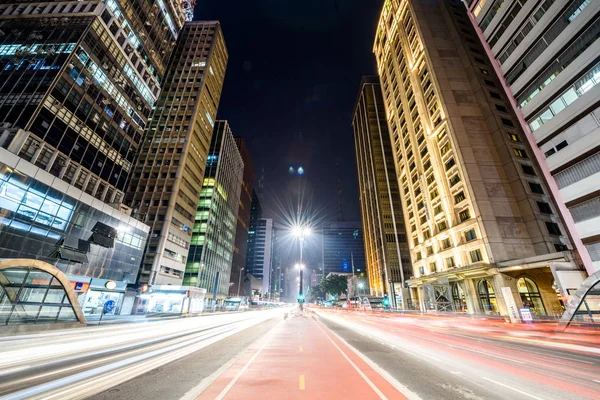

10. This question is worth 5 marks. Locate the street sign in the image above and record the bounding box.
[75,282,83,291]
[520,308,533,323]
[501,287,521,323]
[103,300,116,314]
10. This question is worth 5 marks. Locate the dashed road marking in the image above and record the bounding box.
[299,375,305,390]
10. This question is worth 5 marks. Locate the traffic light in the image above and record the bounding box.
[297,294,305,303]
[383,295,389,308]
[141,284,149,293]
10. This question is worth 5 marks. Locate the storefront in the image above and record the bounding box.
[140,286,206,314]
[78,278,127,316]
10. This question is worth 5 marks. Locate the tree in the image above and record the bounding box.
[319,275,348,297]
[307,284,325,303]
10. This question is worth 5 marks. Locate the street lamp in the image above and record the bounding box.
[295,263,305,302]
[237,267,245,297]
[292,225,311,303]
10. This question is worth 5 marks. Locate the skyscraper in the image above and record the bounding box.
[463,0,598,276]
[0,0,189,318]
[353,76,412,304]
[321,222,366,276]
[230,137,254,296]
[183,121,243,302]
[243,189,262,292]
[127,21,228,286]
[248,218,274,298]
[374,0,584,316]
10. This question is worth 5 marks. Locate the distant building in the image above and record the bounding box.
[352,76,412,305]
[464,0,598,275]
[245,217,274,298]
[321,222,366,276]
[184,121,244,303]
[230,137,254,296]
[126,21,228,286]
[243,189,262,293]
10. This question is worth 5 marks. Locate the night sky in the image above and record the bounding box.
[195,0,384,223]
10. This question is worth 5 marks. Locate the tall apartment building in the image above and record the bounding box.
[463,0,599,277]
[126,21,228,286]
[230,137,254,296]
[183,121,243,302]
[352,76,412,305]
[0,0,188,320]
[321,222,366,276]
[374,0,584,317]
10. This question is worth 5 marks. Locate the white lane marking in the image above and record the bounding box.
[482,377,546,400]
[315,320,422,400]
[462,348,525,364]
[213,324,279,400]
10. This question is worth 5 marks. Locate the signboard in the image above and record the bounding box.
[103,300,116,315]
[520,308,533,323]
[501,287,521,323]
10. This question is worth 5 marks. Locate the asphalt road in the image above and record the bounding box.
[1,307,599,400]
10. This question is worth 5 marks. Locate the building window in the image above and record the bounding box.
[465,228,477,242]
[459,209,471,222]
[427,246,434,256]
[507,133,520,142]
[416,251,422,261]
[441,237,452,249]
[437,220,448,232]
[445,158,456,171]
[546,222,561,236]
[449,174,461,187]
[537,201,553,214]
[521,165,536,176]
[517,277,547,316]
[478,279,498,313]
[470,249,484,263]
[454,191,466,204]
[529,182,544,194]
[429,262,437,273]
[446,257,455,268]
[513,148,529,159]
[423,230,432,240]
[452,282,467,312]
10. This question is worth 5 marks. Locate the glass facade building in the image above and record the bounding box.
[0,148,149,316]
[321,222,366,276]
[230,137,254,296]
[353,76,412,300]
[183,121,243,301]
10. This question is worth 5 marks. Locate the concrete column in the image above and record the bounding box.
[492,273,518,318]
[462,278,481,315]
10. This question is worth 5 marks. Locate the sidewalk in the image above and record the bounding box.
[195,310,408,400]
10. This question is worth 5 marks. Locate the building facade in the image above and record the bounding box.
[353,76,412,305]
[183,120,243,302]
[126,21,228,286]
[230,137,254,296]
[0,0,187,319]
[321,222,366,276]
[243,189,262,293]
[374,0,584,317]
[463,0,599,276]
[0,147,149,318]
[246,218,273,298]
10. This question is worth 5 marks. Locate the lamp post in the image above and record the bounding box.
[295,263,305,300]
[237,267,245,297]
[292,225,311,302]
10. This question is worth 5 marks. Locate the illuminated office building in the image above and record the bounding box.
[353,76,412,305]
[464,0,599,276]
[374,0,584,316]
[183,121,243,303]
[321,222,366,276]
[126,21,228,286]
[0,0,187,317]
[230,137,254,296]
[243,189,262,292]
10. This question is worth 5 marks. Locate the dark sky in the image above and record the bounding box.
[195,0,383,222]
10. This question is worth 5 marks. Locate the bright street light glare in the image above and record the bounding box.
[292,226,303,237]
[295,263,305,270]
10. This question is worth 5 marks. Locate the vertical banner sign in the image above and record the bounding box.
[501,287,521,323]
